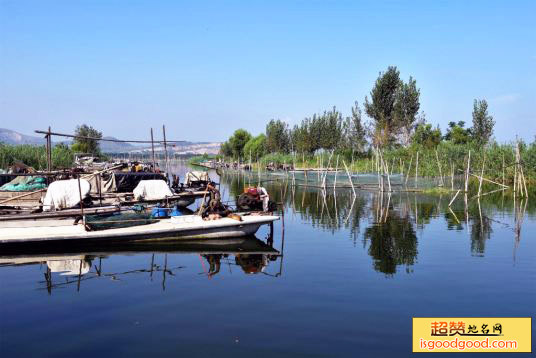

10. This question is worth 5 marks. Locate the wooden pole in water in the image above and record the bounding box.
[513,148,517,197]
[435,149,444,186]
[342,160,356,196]
[502,153,505,186]
[451,163,454,191]
[333,155,339,190]
[382,153,392,192]
[376,148,381,191]
[415,151,419,188]
[405,154,413,186]
[465,150,471,193]
[150,128,156,171]
[477,153,485,197]
[449,189,460,207]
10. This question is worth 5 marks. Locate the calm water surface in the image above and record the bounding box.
[1,165,534,357]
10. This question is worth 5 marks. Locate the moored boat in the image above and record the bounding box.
[0,213,279,245]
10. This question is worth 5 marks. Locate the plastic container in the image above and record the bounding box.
[151,207,169,218]
[170,206,182,217]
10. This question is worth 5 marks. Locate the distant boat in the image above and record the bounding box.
[0,214,279,245]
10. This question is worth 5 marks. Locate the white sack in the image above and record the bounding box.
[133,180,173,200]
[43,179,91,211]
[185,171,209,186]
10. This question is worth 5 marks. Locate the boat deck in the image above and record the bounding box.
[0,214,279,244]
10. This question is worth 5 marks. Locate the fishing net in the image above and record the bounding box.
[220,169,465,191]
[85,211,158,231]
[0,176,47,191]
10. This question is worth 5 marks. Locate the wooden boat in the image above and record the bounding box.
[0,213,279,245]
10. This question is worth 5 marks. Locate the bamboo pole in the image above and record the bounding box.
[0,188,47,205]
[502,153,505,186]
[77,175,85,229]
[405,154,413,186]
[322,151,333,189]
[464,150,471,192]
[451,163,454,191]
[448,189,460,207]
[415,151,419,188]
[477,154,486,197]
[342,160,356,196]
[46,126,52,173]
[80,163,125,180]
[381,151,391,192]
[435,150,444,186]
[461,172,508,188]
[150,128,156,170]
[162,125,169,184]
[513,146,518,196]
[333,155,339,190]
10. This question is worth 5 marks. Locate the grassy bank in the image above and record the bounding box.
[188,154,216,166]
[230,141,536,185]
[0,144,74,170]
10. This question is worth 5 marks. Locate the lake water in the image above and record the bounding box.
[1,164,534,357]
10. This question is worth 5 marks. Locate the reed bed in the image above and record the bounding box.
[0,144,74,170]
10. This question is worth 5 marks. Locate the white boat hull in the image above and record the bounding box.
[0,214,279,244]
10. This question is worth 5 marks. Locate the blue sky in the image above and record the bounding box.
[1,0,535,143]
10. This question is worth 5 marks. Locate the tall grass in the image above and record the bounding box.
[0,144,74,170]
[239,140,536,184]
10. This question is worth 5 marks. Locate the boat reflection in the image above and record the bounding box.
[0,235,283,294]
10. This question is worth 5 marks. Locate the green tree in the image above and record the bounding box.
[243,134,266,159]
[71,124,102,155]
[219,141,233,157]
[265,119,290,153]
[364,66,401,147]
[395,76,420,146]
[471,99,495,145]
[412,123,442,148]
[444,121,471,144]
[228,129,252,158]
[321,107,344,150]
[291,121,313,154]
[342,101,367,153]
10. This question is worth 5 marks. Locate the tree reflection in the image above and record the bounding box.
[468,199,493,257]
[219,170,534,264]
[364,194,418,275]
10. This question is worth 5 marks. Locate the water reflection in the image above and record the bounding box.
[221,171,533,275]
[0,236,283,294]
[365,193,418,275]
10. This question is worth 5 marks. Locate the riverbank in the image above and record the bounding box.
[222,141,536,185]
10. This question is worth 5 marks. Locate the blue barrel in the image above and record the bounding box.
[170,206,182,217]
[151,207,169,218]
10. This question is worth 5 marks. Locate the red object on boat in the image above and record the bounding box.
[246,187,258,196]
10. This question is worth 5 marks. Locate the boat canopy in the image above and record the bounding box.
[133,180,173,200]
[43,179,91,211]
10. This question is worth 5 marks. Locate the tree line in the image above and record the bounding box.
[220,66,496,159]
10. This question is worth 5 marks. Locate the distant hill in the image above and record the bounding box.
[0,128,47,145]
[99,136,138,153]
[0,128,221,155]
